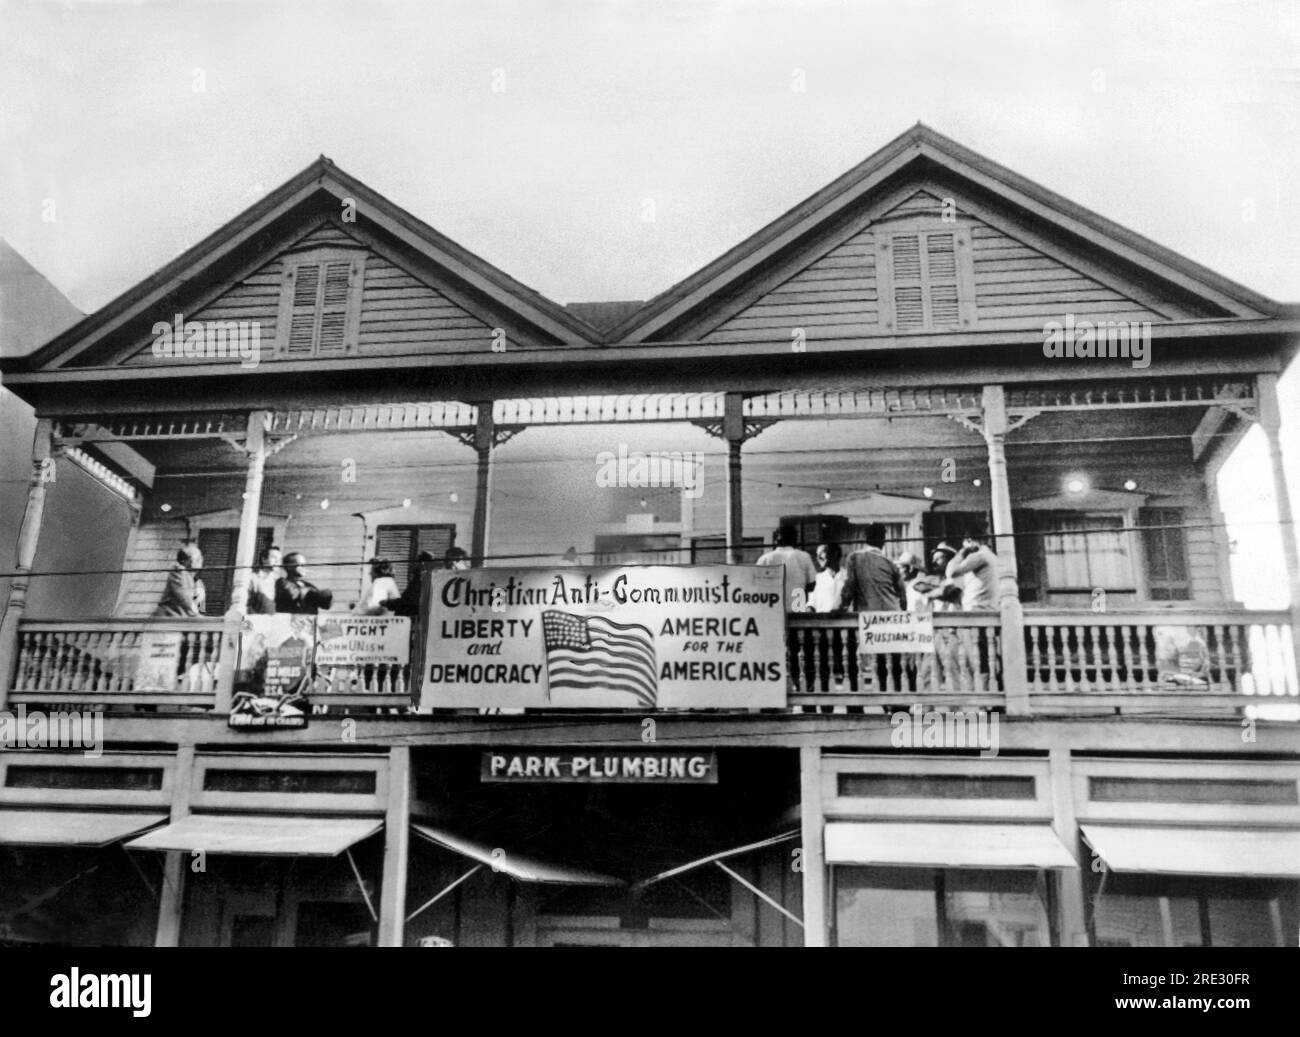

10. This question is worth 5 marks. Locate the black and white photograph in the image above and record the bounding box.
[0,0,1296,994]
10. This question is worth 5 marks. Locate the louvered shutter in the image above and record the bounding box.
[376,527,416,589]
[196,528,238,615]
[316,260,353,354]
[1140,507,1190,600]
[285,263,321,355]
[196,527,274,614]
[375,524,457,589]
[277,253,364,357]
[877,228,972,332]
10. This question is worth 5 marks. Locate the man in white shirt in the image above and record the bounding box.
[809,542,847,613]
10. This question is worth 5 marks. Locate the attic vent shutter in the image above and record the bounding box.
[286,264,321,355]
[316,261,353,354]
[277,251,365,357]
[879,228,971,332]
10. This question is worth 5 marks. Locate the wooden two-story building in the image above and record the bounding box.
[1,125,1298,948]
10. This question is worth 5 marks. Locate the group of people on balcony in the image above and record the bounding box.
[758,523,999,616]
[760,522,1001,694]
[154,541,471,618]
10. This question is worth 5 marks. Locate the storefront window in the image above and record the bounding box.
[833,866,1053,947]
[1090,873,1297,947]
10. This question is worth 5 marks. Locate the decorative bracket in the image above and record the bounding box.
[444,424,525,451]
[946,408,1041,437]
[689,417,779,443]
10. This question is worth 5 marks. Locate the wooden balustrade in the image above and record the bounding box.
[8,619,224,710]
[311,663,412,711]
[1023,608,1298,714]
[6,608,1296,718]
[786,612,1004,710]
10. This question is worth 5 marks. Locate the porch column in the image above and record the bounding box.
[981,386,1029,715]
[724,392,745,565]
[213,410,269,713]
[155,741,196,947]
[0,419,56,705]
[471,405,494,567]
[799,745,827,946]
[1257,373,1300,662]
[377,745,412,947]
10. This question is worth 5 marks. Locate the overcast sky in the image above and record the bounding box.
[2,0,1299,604]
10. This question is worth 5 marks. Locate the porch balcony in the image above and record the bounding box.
[5,605,1296,717]
[1,377,1298,722]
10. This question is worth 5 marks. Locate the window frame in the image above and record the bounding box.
[275,246,367,358]
[874,218,976,333]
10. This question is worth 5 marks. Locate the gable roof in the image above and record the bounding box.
[0,240,82,359]
[609,123,1298,342]
[14,156,603,372]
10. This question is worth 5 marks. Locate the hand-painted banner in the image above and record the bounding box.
[419,565,787,709]
[858,611,935,653]
[315,615,410,666]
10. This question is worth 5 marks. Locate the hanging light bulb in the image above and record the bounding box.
[1123,479,1137,491]
[402,498,412,508]
[320,498,330,510]
[449,492,459,504]
[823,489,831,501]
[160,503,172,513]
[923,486,934,498]
[639,497,647,509]
[972,478,982,487]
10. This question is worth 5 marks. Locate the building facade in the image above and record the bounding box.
[1,126,1298,947]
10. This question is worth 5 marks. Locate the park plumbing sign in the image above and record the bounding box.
[482,750,718,783]
[418,565,787,709]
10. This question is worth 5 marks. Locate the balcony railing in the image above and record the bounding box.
[1023,608,1298,713]
[8,619,225,710]
[5,608,1296,717]
[787,612,1004,709]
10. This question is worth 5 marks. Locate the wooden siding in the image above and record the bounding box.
[123,224,504,365]
[703,190,1165,344]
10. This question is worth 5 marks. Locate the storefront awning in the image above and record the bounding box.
[634,830,800,890]
[0,809,168,848]
[125,814,382,857]
[825,822,1078,870]
[411,824,622,886]
[1082,825,1300,880]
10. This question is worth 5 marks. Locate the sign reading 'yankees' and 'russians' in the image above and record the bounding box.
[419,565,787,709]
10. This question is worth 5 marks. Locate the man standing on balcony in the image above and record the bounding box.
[838,523,906,695]
[154,543,205,617]
[757,527,817,612]
[946,530,1000,691]
[838,523,905,613]
[275,552,335,614]
[247,545,282,615]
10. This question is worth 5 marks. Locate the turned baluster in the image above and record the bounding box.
[1103,624,1120,694]
[1134,624,1154,691]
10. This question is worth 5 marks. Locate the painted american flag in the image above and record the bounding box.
[541,610,658,707]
